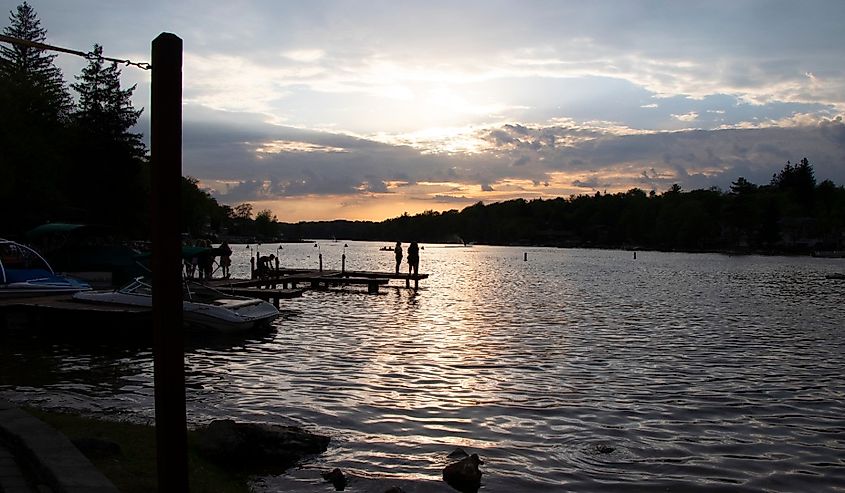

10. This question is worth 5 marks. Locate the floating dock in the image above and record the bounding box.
[233,267,429,294]
[1,266,428,330]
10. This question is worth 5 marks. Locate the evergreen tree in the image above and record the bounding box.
[67,44,148,234]
[0,1,72,121]
[771,157,816,212]
[72,44,144,159]
[0,2,73,233]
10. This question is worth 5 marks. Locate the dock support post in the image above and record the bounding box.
[341,253,346,274]
[250,256,255,280]
[319,253,323,273]
[150,32,188,492]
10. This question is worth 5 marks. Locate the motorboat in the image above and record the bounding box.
[73,277,280,332]
[0,238,91,298]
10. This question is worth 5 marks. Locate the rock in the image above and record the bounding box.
[442,453,483,493]
[322,468,347,491]
[195,419,329,473]
[383,487,406,493]
[71,437,122,459]
[447,447,469,459]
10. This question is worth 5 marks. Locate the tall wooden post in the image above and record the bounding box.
[151,32,188,492]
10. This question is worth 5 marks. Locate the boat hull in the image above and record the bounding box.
[73,285,280,332]
[0,278,91,298]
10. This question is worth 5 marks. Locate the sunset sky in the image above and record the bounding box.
[10,0,845,221]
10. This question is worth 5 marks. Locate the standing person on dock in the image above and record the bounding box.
[219,241,232,278]
[407,241,419,277]
[394,241,403,274]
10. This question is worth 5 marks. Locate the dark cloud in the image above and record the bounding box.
[363,177,389,193]
[430,195,476,204]
[182,106,845,205]
[572,177,610,190]
[512,156,530,167]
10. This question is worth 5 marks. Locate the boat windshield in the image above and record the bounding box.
[0,240,54,283]
[119,277,229,303]
[120,278,153,296]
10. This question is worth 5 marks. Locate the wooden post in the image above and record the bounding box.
[250,256,255,279]
[341,253,346,273]
[319,253,323,273]
[150,33,188,492]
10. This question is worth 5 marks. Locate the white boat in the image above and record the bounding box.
[73,277,280,332]
[0,238,91,298]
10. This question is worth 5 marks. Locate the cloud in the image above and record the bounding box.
[572,176,607,190]
[184,103,845,211]
[431,194,476,204]
[512,156,530,167]
[672,111,699,122]
[37,0,839,217]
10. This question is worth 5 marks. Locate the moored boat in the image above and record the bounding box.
[73,277,280,332]
[0,238,91,298]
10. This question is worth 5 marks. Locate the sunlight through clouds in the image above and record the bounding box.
[29,0,845,221]
[255,140,347,155]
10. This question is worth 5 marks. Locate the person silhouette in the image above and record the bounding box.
[394,241,403,274]
[219,241,232,278]
[407,241,419,276]
[257,253,275,278]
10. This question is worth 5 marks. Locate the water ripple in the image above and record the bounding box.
[2,245,845,491]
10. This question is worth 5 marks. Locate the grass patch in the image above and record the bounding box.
[24,408,252,493]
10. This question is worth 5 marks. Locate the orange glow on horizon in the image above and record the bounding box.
[213,166,676,223]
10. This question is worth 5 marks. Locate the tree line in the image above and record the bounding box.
[271,158,845,255]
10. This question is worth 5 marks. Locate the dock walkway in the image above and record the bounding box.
[238,267,429,294]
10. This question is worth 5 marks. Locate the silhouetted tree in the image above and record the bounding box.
[255,209,280,239]
[182,176,225,237]
[67,43,147,233]
[0,2,71,121]
[730,177,757,195]
[0,2,73,232]
[72,44,144,159]
[771,157,816,212]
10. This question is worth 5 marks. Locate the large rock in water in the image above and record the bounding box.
[195,419,330,472]
[442,453,483,493]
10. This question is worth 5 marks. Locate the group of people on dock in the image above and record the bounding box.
[183,239,233,280]
[394,241,420,276]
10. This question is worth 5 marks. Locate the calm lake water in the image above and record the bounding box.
[2,243,845,492]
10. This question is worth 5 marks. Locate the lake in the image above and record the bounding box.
[2,243,844,492]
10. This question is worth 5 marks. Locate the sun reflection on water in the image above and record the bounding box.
[3,243,845,492]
